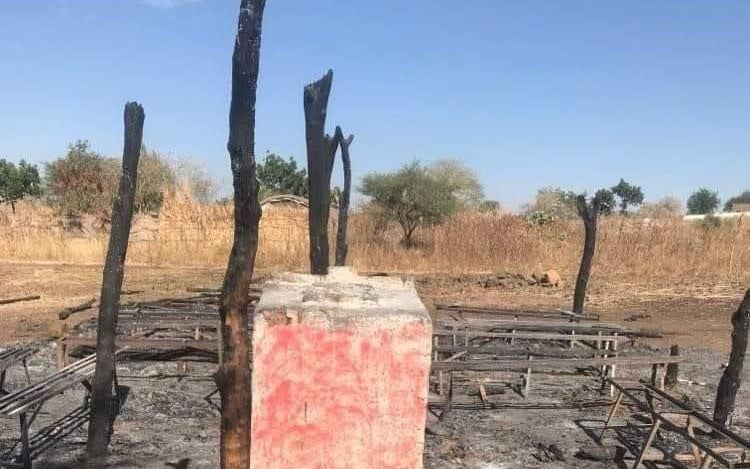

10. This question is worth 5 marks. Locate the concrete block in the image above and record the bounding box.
[251,267,432,469]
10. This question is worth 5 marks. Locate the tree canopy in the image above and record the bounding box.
[0,158,41,211]
[687,188,720,215]
[359,161,458,247]
[45,140,199,215]
[45,141,119,215]
[523,186,579,222]
[426,159,485,210]
[256,153,308,199]
[611,178,644,214]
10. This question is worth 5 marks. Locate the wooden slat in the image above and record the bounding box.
[433,330,621,342]
[0,354,97,416]
[434,320,625,334]
[64,337,218,352]
[0,345,38,372]
[431,355,686,372]
[436,304,601,321]
[433,345,618,359]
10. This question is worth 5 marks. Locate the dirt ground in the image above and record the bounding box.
[2,261,745,352]
[0,261,749,468]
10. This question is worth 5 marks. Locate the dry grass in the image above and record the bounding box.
[1,193,748,283]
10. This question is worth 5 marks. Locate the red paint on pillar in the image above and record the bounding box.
[251,322,431,469]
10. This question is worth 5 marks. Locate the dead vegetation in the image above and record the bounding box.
[1,195,748,284]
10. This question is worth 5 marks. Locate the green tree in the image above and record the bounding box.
[359,161,457,248]
[256,153,308,199]
[593,188,616,215]
[687,188,720,215]
[523,186,579,221]
[724,190,750,212]
[611,178,644,214]
[46,140,179,215]
[426,159,485,209]
[45,141,119,214]
[0,159,41,211]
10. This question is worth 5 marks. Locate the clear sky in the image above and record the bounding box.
[1,0,749,209]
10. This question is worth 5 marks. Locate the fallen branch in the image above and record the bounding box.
[0,295,41,305]
[58,298,96,320]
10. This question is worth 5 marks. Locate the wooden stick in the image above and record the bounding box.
[58,298,96,320]
[634,419,661,468]
[0,295,40,306]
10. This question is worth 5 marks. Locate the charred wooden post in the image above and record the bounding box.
[714,289,750,426]
[86,102,145,457]
[665,344,680,389]
[334,126,353,266]
[304,70,339,274]
[215,1,266,468]
[572,194,601,315]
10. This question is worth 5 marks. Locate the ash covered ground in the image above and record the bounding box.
[1,343,749,468]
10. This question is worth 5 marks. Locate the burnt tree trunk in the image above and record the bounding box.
[86,102,145,457]
[572,195,600,315]
[304,70,339,275]
[216,1,265,468]
[714,289,750,426]
[334,126,353,266]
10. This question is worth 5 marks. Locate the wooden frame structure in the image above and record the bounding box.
[0,351,124,468]
[0,345,37,394]
[602,378,750,468]
[57,295,259,367]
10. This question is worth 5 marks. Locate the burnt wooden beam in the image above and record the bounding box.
[58,298,96,320]
[334,126,353,266]
[572,194,601,315]
[304,69,338,275]
[665,344,680,389]
[216,1,265,468]
[431,355,685,372]
[0,295,40,306]
[87,102,145,458]
[714,289,750,426]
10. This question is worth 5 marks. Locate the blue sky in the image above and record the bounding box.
[1,0,749,209]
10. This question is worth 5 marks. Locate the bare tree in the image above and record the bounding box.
[714,290,750,426]
[87,102,145,457]
[334,126,353,266]
[215,1,265,467]
[304,70,340,274]
[572,193,603,315]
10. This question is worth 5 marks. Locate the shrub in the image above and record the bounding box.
[0,159,41,212]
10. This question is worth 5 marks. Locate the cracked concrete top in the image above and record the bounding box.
[255,267,430,328]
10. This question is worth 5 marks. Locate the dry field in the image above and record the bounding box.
[1,193,749,280]
[0,192,748,348]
